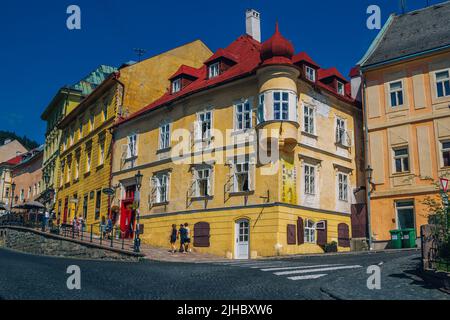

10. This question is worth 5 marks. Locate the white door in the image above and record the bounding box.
[235,219,250,260]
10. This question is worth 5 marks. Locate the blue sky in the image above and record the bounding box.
[0,0,445,143]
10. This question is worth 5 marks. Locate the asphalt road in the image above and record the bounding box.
[0,248,448,300]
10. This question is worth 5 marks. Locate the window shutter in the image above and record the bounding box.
[288,92,298,122]
[249,162,256,191]
[188,170,197,198]
[338,223,350,247]
[193,222,210,247]
[297,217,304,245]
[225,163,235,194]
[207,168,214,196]
[149,177,158,207]
[287,224,296,245]
[317,221,328,246]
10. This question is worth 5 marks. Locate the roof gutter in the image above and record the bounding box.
[360,44,450,71]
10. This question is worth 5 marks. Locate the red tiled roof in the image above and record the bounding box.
[116,28,357,127]
[169,65,202,80]
[292,52,319,68]
[204,48,239,65]
[318,67,348,83]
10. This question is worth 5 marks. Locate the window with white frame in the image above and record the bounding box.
[436,70,450,98]
[159,123,171,150]
[304,164,316,195]
[235,100,252,130]
[389,81,404,107]
[193,167,212,197]
[442,141,450,167]
[337,81,345,95]
[127,134,137,158]
[305,66,316,82]
[197,110,212,141]
[208,62,220,79]
[98,140,105,166]
[338,172,348,202]
[234,162,250,193]
[393,147,409,173]
[335,117,346,145]
[303,105,315,135]
[86,150,91,173]
[152,174,169,204]
[304,219,316,243]
[273,91,289,120]
[172,78,181,93]
[257,94,265,124]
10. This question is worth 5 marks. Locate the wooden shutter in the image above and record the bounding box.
[193,222,210,247]
[338,223,350,248]
[297,217,304,245]
[317,221,328,246]
[287,224,296,245]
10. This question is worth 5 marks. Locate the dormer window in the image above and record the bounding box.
[172,78,181,94]
[208,62,220,79]
[337,81,345,95]
[305,66,316,82]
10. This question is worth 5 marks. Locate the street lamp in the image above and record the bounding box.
[133,171,143,253]
[365,165,374,251]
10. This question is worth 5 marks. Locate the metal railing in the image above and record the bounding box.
[0,214,134,252]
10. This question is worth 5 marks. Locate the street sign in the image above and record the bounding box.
[440,177,449,193]
[102,188,115,196]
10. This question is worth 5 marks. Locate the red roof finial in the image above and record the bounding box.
[260,22,295,66]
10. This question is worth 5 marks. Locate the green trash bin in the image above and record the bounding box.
[401,228,416,248]
[389,230,402,249]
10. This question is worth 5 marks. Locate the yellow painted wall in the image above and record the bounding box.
[364,50,450,241]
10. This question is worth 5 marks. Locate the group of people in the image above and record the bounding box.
[170,223,191,254]
[71,215,85,237]
[100,216,115,239]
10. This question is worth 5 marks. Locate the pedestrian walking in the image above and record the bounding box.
[178,224,186,253]
[72,217,78,237]
[100,216,107,239]
[170,224,178,253]
[183,223,191,254]
[77,215,84,235]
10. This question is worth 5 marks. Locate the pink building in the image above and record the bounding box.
[11,147,44,206]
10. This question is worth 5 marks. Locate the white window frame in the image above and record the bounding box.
[441,140,450,168]
[337,81,345,96]
[389,80,404,107]
[305,66,316,82]
[435,69,450,98]
[172,78,181,93]
[303,104,315,135]
[393,147,410,173]
[127,134,138,159]
[86,151,91,173]
[338,172,349,202]
[304,164,316,195]
[208,62,220,79]
[196,110,213,142]
[273,91,289,120]
[159,122,171,150]
[234,161,251,193]
[153,174,169,204]
[335,117,347,145]
[304,219,316,244]
[194,167,212,198]
[257,94,265,124]
[235,100,252,131]
[98,141,105,166]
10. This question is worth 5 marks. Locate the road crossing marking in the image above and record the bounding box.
[287,274,328,281]
[274,265,362,276]
[260,264,342,272]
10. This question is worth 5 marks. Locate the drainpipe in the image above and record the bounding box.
[360,70,373,251]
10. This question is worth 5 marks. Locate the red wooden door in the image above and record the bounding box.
[120,200,134,239]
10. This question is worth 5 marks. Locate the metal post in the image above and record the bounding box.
[90,224,93,243]
[134,190,141,253]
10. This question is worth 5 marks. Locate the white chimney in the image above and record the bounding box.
[246,9,261,42]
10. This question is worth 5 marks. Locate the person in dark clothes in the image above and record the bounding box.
[170,224,178,253]
[178,224,186,253]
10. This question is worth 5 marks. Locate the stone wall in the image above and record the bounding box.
[0,227,140,261]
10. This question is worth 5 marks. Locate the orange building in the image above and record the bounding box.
[358,3,450,248]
